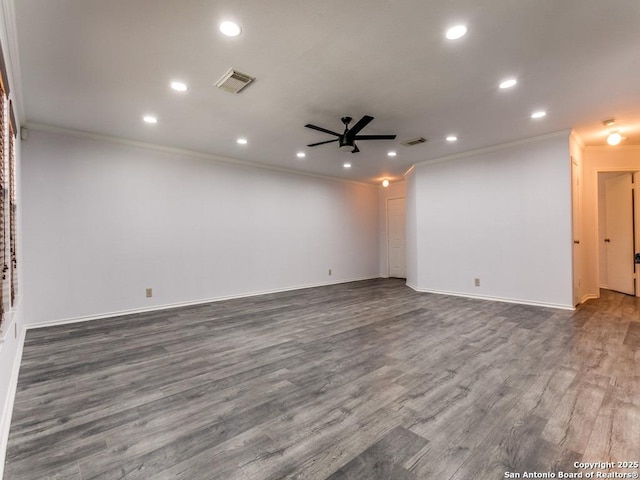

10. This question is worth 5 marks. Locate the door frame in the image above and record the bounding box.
[386,196,406,278]
[595,168,640,297]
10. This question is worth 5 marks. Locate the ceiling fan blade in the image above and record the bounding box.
[346,115,374,137]
[307,138,339,147]
[354,134,397,140]
[305,124,341,136]
[351,144,360,153]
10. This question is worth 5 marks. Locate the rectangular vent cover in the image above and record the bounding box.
[401,137,427,146]
[215,68,255,94]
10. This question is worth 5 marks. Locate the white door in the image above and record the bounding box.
[605,173,634,295]
[571,159,582,306]
[387,197,406,278]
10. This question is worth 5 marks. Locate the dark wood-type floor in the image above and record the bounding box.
[5,279,640,479]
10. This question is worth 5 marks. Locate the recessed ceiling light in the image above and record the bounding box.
[387,151,397,157]
[237,138,248,145]
[531,111,546,119]
[296,152,306,158]
[343,162,352,169]
[382,179,390,188]
[170,81,188,92]
[143,115,158,124]
[446,25,467,40]
[446,135,458,142]
[220,21,242,37]
[499,79,517,89]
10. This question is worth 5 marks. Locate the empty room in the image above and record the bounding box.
[1,1,639,479]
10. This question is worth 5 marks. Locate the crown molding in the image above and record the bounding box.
[25,123,379,189]
[585,144,640,151]
[413,129,572,168]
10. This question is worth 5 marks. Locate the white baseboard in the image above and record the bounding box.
[27,276,382,330]
[406,285,575,310]
[580,293,599,304]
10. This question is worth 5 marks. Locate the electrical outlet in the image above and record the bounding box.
[328,269,332,276]
[474,278,480,287]
[146,288,153,298]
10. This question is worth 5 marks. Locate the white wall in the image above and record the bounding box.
[378,180,406,277]
[407,132,574,308]
[21,128,380,325]
[405,169,418,288]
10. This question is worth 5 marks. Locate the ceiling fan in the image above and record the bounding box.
[305,115,396,153]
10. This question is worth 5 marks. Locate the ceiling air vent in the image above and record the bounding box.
[215,68,255,94]
[401,137,428,146]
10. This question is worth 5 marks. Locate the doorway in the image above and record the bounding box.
[387,197,406,278]
[598,171,638,296]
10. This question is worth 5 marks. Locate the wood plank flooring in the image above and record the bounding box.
[5,279,640,479]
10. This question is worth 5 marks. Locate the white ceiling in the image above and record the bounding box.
[13,0,640,184]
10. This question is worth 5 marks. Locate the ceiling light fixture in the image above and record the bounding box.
[170,81,188,92]
[343,162,352,169]
[446,135,458,142]
[382,179,390,188]
[499,79,517,89]
[607,131,622,146]
[446,25,467,40]
[296,152,306,158]
[220,21,242,37]
[531,111,546,119]
[237,138,248,145]
[387,151,397,157]
[143,115,158,124]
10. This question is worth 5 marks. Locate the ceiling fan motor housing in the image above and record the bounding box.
[339,136,355,149]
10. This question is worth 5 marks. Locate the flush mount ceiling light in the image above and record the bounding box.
[143,115,158,124]
[382,179,390,188]
[296,152,306,158]
[607,131,622,146]
[499,78,517,89]
[170,81,188,92]
[446,25,467,40]
[343,162,352,169]
[446,135,458,142]
[236,138,248,145]
[387,151,397,157]
[531,111,546,119]
[220,21,242,37]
